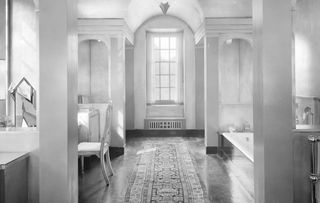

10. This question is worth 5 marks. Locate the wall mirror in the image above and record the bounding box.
[293,0,320,129]
[0,0,38,128]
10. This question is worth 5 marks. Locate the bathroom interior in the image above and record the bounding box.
[0,0,320,202]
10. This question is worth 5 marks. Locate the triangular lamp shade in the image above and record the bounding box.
[159,2,170,15]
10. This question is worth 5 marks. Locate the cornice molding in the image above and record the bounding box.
[194,22,205,45]
[195,17,253,44]
[78,18,134,45]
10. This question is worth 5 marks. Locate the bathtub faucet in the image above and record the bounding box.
[242,121,251,132]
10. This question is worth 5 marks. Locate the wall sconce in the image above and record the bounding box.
[226,39,233,45]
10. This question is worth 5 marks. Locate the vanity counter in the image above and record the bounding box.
[0,127,37,132]
[0,152,29,203]
[0,152,29,169]
[0,129,38,152]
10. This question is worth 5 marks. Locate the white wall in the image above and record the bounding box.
[219,39,253,131]
[253,0,293,201]
[133,15,196,129]
[39,0,78,201]
[78,41,91,97]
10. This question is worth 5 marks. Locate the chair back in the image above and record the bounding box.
[100,102,113,153]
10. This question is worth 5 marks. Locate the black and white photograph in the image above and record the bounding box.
[0,0,319,202]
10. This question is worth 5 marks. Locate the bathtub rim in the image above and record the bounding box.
[218,131,254,162]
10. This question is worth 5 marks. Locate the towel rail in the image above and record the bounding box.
[308,135,320,203]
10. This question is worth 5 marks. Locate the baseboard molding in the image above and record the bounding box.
[126,129,204,138]
[109,147,124,159]
[206,146,218,154]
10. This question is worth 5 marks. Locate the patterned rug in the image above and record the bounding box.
[124,142,206,203]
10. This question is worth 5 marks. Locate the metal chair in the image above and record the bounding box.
[78,102,114,185]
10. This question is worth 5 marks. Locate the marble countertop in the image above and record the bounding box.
[0,152,29,169]
[295,125,320,132]
[0,127,37,132]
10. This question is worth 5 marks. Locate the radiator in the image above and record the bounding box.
[144,118,186,129]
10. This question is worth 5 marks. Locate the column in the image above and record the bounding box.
[39,0,78,202]
[204,36,219,153]
[195,45,205,129]
[110,37,126,149]
[0,0,6,115]
[125,45,135,130]
[253,0,293,202]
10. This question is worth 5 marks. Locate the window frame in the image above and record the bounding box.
[146,31,183,105]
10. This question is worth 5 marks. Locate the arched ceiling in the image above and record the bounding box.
[77,0,252,32]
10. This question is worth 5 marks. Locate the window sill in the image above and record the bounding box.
[147,103,184,106]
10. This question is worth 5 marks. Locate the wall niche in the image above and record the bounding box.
[78,39,110,104]
[219,38,253,131]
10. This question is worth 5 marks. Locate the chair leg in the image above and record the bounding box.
[100,154,110,186]
[80,156,85,175]
[105,149,114,176]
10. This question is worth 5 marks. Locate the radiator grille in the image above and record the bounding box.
[144,119,185,129]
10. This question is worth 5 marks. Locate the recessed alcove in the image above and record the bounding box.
[219,38,253,131]
[78,39,110,104]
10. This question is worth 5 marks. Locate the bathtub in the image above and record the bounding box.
[220,132,254,162]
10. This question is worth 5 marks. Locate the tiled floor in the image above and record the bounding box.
[79,135,254,203]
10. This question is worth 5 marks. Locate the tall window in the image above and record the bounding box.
[147,32,183,104]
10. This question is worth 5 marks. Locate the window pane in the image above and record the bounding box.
[170,50,177,61]
[170,76,176,87]
[160,63,169,74]
[160,76,169,87]
[154,63,160,75]
[154,88,160,101]
[160,50,169,61]
[170,63,177,75]
[170,37,176,49]
[153,37,160,49]
[155,75,160,87]
[160,37,169,49]
[153,50,160,61]
[170,88,177,101]
[161,88,169,100]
